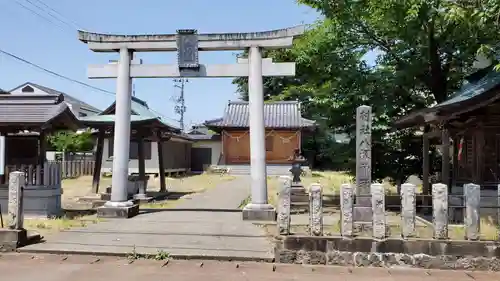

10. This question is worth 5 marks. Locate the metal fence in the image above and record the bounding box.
[278,176,500,241]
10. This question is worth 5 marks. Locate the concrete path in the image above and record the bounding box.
[171,175,250,210]
[1,254,497,281]
[20,176,274,261]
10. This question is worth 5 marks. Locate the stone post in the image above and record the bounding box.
[98,47,139,218]
[110,47,133,203]
[354,105,372,223]
[400,183,416,238]
[242,46,275,221]
[134,136,152,202]
[432,183,448,239]
[157,139,167,192]
[277,176,292,235]
[340,183,354,237]
[497,184,500,225]
[371,183,385,239]
[464,183,480,240]
[309,183,323,236]
[8,171,24,230]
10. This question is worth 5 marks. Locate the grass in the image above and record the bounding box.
[1,212,102,236]
[302,171,354,194]
[265,171,427,205]
[266,171,357,205]
[62,173,237,197]
[61,173,237,209]
[140,200,177,209]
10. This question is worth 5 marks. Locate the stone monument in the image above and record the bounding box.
[353,105,373,224]
[0,171,28,250]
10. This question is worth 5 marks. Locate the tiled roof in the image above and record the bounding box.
[395,66,500,128]
[82,96,181,133]
[436,68,500,107]
[204,101,315,129]
[0,94,79,125]
[10,82,101,113]
[187,125,221,140]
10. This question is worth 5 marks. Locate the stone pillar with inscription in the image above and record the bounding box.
[353,105,373,224]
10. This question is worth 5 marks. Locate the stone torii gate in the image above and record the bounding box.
[78,27,304,219]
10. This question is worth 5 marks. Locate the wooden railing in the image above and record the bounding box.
[4,162,61,186]
[59,160,95,178]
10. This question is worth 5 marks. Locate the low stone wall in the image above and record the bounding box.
[0,185,62,218]
[275,236,500,271]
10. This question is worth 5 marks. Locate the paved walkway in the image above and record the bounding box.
[20,176,274,261]
[2,254,497,281]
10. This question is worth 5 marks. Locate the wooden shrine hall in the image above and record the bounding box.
[79,96,186,194]
[0,93,80,183]
[395,65,500,192]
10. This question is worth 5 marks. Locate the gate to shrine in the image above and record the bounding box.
[78,27,304,220]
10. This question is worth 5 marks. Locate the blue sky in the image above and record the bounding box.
[0,0,321,129]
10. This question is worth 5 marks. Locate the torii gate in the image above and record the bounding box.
[78,26,304,220]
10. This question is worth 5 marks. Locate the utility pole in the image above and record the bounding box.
[173,78,188,132]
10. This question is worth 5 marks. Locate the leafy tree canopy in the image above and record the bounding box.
[232,0,500,181]
[47,130,95,152]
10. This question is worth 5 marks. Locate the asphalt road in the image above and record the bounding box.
[0,253,497,281]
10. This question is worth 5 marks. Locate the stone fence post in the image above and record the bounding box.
[371,183,385,239]
[309,183,323,236]
[432,183,448,239]
[340,184,354,237]
[401,183,416,238]
[8,171,25,230]
[277,176,292,235]
[464,183,480,240]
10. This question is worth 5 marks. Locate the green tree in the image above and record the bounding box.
[299,0,500,102]
[47,130,95,152]
[232,1,500,181]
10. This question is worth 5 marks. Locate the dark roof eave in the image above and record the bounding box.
[205,125,314,130]
[41,106,82,131]
[81,118,180,133]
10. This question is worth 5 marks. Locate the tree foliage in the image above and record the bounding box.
[232,0,500,181]
[47,130,95,152]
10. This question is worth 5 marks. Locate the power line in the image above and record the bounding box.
[12,0,65,30]
[1,48,182,124]
[0,48,115,96]
[23,0,77,30]
[30,0,85,30]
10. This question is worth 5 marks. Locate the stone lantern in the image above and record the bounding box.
[289,149,306,193]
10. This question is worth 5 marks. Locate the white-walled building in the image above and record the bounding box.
[9,82,101,117]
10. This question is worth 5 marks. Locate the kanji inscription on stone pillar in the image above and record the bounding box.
[354,105,373,222]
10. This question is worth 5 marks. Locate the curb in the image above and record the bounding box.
[16,248,275,263]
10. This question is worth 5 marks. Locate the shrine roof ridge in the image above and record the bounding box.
[77,26,305,43]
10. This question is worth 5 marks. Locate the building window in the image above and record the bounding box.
[265,136,274,152]
[108,139,152,160]
[21,85,34,93]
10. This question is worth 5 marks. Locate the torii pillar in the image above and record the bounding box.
[78,26,304,220]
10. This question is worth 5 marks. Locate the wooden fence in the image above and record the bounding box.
[4,162,62,186]
[277,176,499,240]
[59,160,95,178]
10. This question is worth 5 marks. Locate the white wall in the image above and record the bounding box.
[192,140,222,165]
